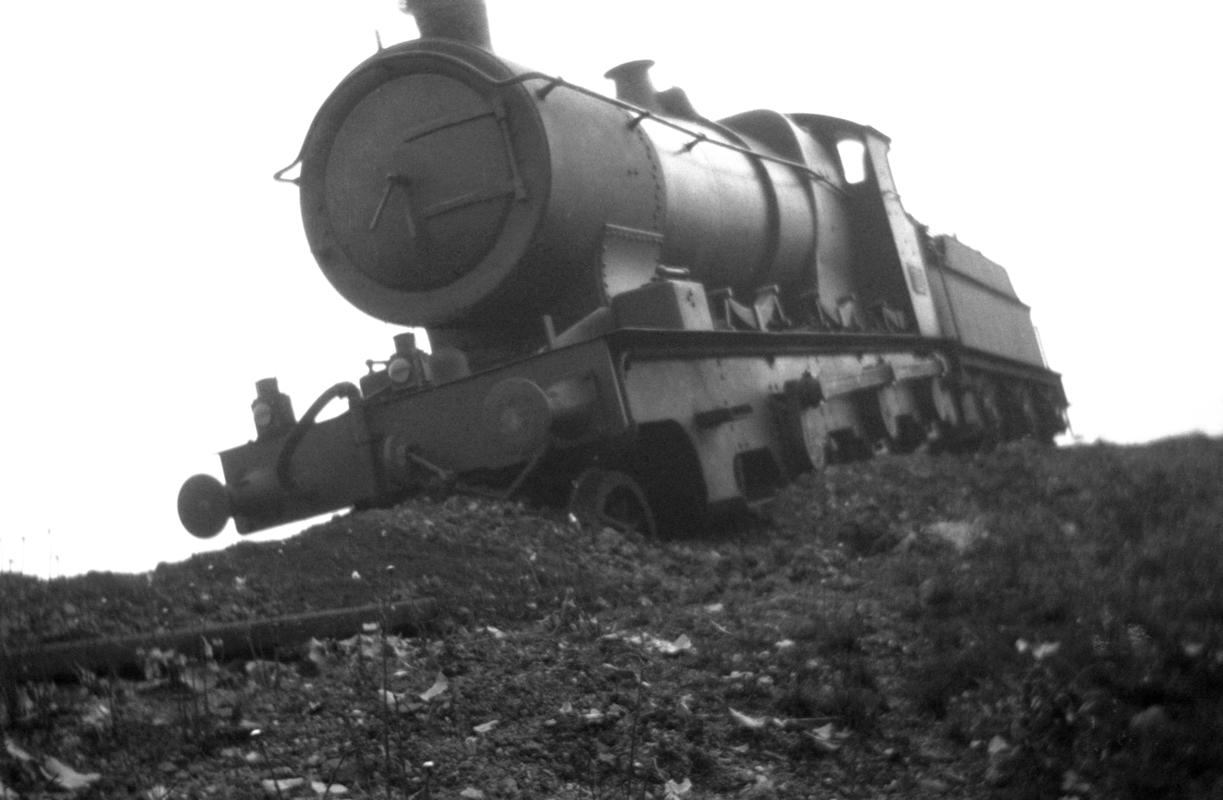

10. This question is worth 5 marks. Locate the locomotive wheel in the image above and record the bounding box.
[569,469,658,537]
[958,387,999,448]
[1028,390,1062,444]
[876,385,927,453]
[630,421,708,535]
[930,378,961,429]
[797,407,830,470]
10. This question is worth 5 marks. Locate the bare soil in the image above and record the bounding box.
[3,436,1222,799]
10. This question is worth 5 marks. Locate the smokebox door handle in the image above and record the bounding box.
[369,173,417,237]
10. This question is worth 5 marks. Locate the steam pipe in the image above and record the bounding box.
[276,382,363,490]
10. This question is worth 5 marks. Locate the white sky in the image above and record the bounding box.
[0,1,1219,577]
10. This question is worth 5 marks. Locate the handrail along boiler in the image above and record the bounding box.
[177,0,1068,538]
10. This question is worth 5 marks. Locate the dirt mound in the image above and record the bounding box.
[3,436,1223,798]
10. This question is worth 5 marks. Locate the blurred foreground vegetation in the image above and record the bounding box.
[776,434,1223,797]
[3,434,1222,798]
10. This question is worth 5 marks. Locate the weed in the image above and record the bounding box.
[907,626,1012,719]
[0,645,19,730]
[622,660,649,800]
[816,609,871,655]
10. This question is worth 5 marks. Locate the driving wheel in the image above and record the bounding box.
[568,468,658,536]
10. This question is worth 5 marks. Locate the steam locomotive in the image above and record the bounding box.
[177,0,1067,538]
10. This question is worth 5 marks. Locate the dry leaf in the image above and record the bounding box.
[311,780,349,795]
[610,632,694,655]
[419,672,449,702]
[42,756,101,791]
[728,707,767,729]
[664,634,694,654]
[304,638,331,674]
[79,699,112,730]
[808,722,840,753]
[4,738,33,762]
[379,688,404,710]
[261,777,304,795]
[181,663,220,693]
[1032,641,1061,660]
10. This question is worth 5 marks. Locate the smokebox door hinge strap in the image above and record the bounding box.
[402,108,496,143]
[492,99,527,200]
[369,174,418,237]
[397,98,526,201]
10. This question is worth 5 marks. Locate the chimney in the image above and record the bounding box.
[604,60,662,112]
[402,0,492,50]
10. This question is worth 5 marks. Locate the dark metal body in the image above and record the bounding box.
[295,35,942,363]
[177,5,1068,538]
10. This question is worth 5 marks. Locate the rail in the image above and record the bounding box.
[3,599,439,683]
